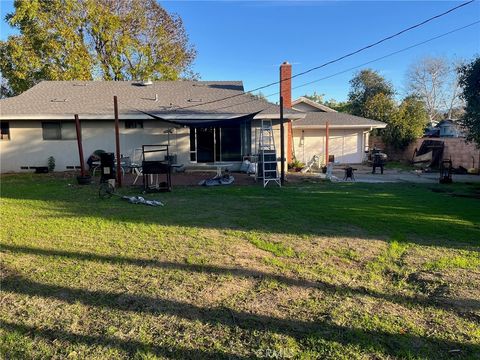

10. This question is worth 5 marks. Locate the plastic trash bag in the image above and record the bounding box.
[240,160,250,173]
[198,174,235,186]
[121,195,164,207]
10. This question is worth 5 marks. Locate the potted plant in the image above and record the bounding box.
[288,158,305,172]
[47,156,55,172]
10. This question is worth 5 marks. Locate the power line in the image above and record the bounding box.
[204,20,479,112]
[287,0,476,81]
[173,0,475,112]
[118,20,478,116]
[279,20,480,96]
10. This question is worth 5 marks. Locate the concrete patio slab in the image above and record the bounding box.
[289,165,480,184]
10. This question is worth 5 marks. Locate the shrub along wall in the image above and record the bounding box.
[369,136,480,169]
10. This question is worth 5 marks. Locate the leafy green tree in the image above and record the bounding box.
[304,92,326,104]
[0,0,196,96]
[0,0,93,95]
[303,92,351,113]
[362,93,396,123]
[346,69,426,149]
[85,0,196,81]
[458,56,480,146]
[382,96,429,149]
[348,69,394,117]
[324,99,351,113]
[0,74,13,99]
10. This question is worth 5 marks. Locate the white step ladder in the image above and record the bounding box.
[256,120,281,187]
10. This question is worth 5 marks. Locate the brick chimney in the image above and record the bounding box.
[280,61,293,162]
[279,61,292,109]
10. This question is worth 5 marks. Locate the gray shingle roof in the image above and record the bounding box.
[0,80,303,120]
[292,112,386,128]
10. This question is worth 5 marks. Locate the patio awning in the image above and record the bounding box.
[139,110,260,127]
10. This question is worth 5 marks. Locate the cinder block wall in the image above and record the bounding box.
[369,136,480,169]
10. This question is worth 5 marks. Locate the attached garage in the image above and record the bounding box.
[294,127,367,164]
[291,107,386,165]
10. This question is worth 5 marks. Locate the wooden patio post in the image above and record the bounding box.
[74,114,86,176]
[114,96,122,187]
[280,96,285,185]
[325,121,329,165]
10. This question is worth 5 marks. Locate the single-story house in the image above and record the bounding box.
[0,72,304,173]
[291,97,386,164]
[0,62,386,173]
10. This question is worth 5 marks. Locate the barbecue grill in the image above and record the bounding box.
[372,152,387,174]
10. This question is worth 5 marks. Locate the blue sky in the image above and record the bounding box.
[1,1,479,102]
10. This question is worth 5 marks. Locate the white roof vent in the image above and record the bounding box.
[141,78,153,86]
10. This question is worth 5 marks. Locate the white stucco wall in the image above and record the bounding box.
[0,119,292,173]
[293,128,367,165]
[0,120,190,173]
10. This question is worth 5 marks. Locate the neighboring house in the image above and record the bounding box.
[437,119,463,138]
[424,119,463,138]
[0,72,304,173]
[291,97,386,164]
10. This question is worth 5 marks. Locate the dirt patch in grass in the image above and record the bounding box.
[406,271,451,297]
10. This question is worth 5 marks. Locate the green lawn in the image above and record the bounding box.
[387,161,417,172]
[1,174,479,359]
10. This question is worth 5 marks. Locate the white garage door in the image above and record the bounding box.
[293,129,364,165]
[329,130,362,164]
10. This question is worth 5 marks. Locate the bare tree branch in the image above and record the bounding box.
[406,56,463,124]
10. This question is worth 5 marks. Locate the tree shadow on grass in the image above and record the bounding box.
[0,320,252,360]
[2,244,479,316]
[1,263,479,359]
[1,178,479,251]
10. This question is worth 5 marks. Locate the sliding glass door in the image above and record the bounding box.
[196,127,215,162]
[219,126,241,161]
[189,122,248,163]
